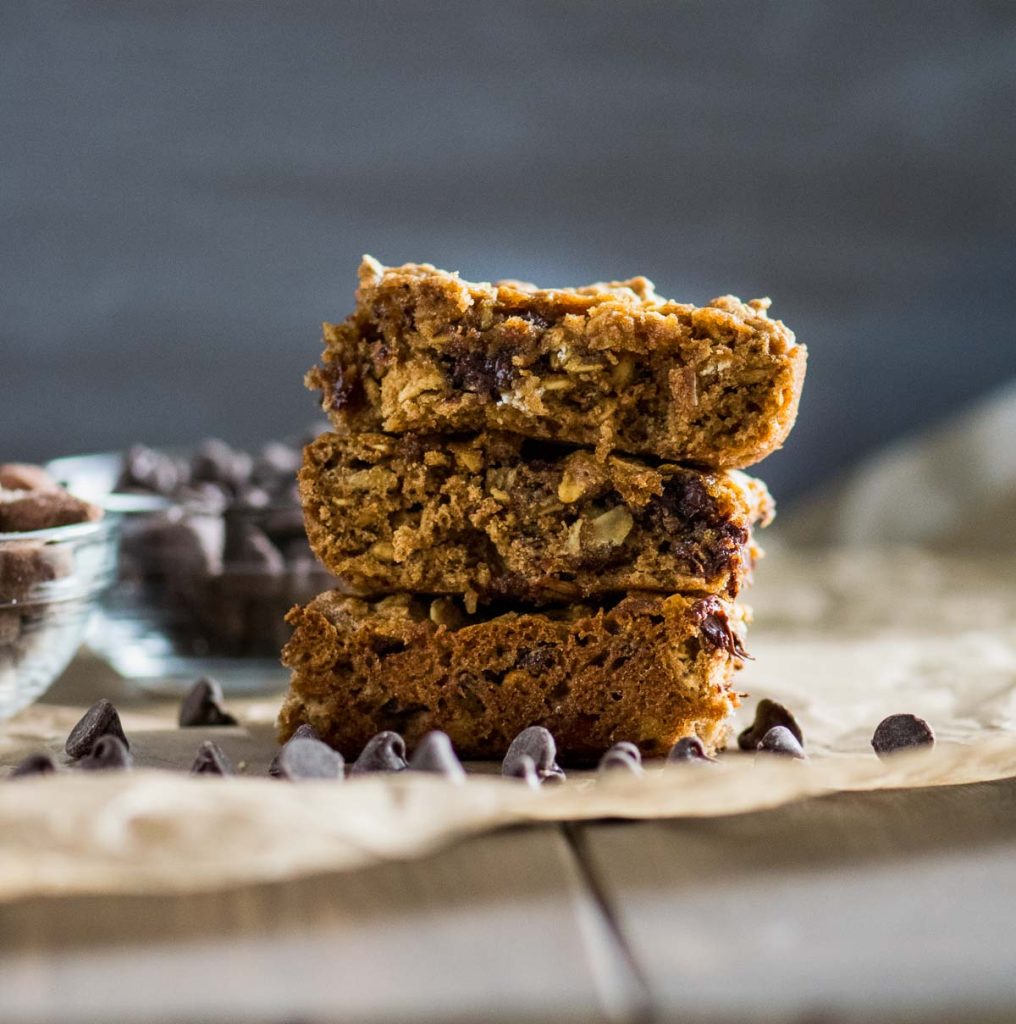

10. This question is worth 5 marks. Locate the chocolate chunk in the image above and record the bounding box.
[502,725,565,784]
[351,731,408,774]
[65,698,130,759]
[190,439,252,494]
[871,714,935,759]
[738,699,804,751]
[78,735,132,771]
[275,737,344,781]
[253,442,301,486]
[691,597,749,659]
[757,726,806,759]
[321,363,364,412]
[408,731,466,781]
[190,740,234,775]
[448,348,517,398]
[667,736,715,764]
[0,490,102,533]
[599,742,644,776]
[268,723,322,777]
[504,752,540,788]
[117,444,185,495]
[0,463,60,492]
[178,677,238,728]
[10,752,57,778]
[223,519,285,572]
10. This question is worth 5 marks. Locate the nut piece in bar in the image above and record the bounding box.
[300,431,773,603]
[278,591,748,762]
[308,258,806,468]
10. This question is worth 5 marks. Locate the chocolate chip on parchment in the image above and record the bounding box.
[408,731,466,781]
[504,752,540,788]
[667,736,715,764]
[65,698,130,759]
[78,735,132,771]
[268,723,322,777]
[598,741,644,776]
[757,725,806,759]
[275,737,344,781]
[190,740,234,776]
[738,698,803,751]
[178,677,238,728]
[351,731,408,774]
[502,725,565,784]
[10,752,57,778]
[871,713,935,759]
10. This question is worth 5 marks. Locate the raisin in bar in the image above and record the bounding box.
[279,590,748,761]
[300,431,773,602]
[307,258,806,468]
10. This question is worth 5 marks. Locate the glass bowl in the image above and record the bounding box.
[48,451,335,696]
[0,517,120,719]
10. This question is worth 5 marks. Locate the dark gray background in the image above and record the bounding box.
[3,1,1014,502]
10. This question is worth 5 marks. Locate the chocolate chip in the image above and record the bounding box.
[268,724,322,777]
[190,740,234,776]
[65,698,130,759]
[178,677,238,728]
[448,348,517,398]
[78,735,132,771]
[408,731,466,781]
[504,752,540,788]
[275,737,344,781]
[10,752,57,778]
[502,725,565,784]
[222,519,285,572]
[351,731,408,774]
[117,444,185,496]
[738,699,804,751]
[757,726,806,759]
[691,597,749,660]
[871,714,935,759]
[190,439,252,495]
[667,736,715,764]
[599,742,644,776]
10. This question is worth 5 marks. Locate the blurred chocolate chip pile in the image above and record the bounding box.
[111,437,335,659]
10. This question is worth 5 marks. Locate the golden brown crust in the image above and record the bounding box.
[300,431,773,603]
[279,590,747,761]
[307,258,806,469]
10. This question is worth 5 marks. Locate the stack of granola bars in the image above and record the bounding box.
[278,257,806,760]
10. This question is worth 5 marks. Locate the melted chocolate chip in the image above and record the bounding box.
[448,348,517,398]
[692,597,749,659]
[321,363,364,412]
[871,714,935,759]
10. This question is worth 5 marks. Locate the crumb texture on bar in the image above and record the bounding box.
[307,258,807,468]
[279,590,746,761]
[300,432,773,602]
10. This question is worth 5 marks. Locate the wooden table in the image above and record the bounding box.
[5,546,1016,1024]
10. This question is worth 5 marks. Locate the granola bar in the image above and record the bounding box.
[308,258,806,468]
[300,431,773,602]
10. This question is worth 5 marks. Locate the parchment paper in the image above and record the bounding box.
[2,542,1015,903]
[3,386,1016,903]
